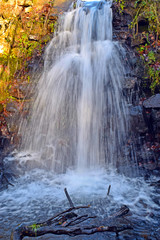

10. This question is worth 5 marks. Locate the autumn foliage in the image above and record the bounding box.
[0,0,58,104]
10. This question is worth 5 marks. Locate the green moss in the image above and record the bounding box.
[0,1,58,104]
[30,223,41,231]
[115,0,160,93]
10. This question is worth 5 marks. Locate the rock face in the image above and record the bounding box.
[143,94,160,109]
[143,94,160,135]
[112,2,160,174]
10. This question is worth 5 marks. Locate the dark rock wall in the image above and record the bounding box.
[112,1,160,175]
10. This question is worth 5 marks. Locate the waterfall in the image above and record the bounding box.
[1,5,159,238]
[23,0,129,173]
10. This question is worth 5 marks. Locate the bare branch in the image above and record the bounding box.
[66,215,96,227]
[107,185,111,196]
[11,204,132,240]
[11,223,133,240]
[64,188,74,208]
[40,205,90,225]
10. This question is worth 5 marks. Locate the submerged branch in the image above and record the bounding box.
[11,204,132,240]
[107,185,111,196]
[11,223,132,240]
[40,205,90,226]
[64,188,75,208]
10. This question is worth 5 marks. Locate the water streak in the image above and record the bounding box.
[23,0,129,172]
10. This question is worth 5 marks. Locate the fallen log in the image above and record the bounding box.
[11,189,132,239]
[11,223,132,240]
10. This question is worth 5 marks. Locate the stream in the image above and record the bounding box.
[0,152,160,239]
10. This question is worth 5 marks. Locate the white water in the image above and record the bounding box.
[2,153,159,218]
[1,153,160,239]
[22,0,129,173]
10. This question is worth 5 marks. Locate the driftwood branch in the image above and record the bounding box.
[109,205,130,218]
[65,215,96,227]
[107,184,111,196]
[11,223,132,240]
[41,205,90,226]
[64,188,75,208]
[11,204,132,240]
[11,182,131,240]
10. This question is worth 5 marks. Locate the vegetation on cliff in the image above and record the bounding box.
[0,0,60,104]
[0,0,65,145]
[115,0,160,93]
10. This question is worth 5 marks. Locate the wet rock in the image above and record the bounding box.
[112,5,132,31]
[0,104,4,114]
[5,113,20,135]
[28,35,39,41]
[143,161,157,171]
[0,170,14,190]
[0,136,12,190]
[6,102,18,113]
[131,36,147,48]
[157,47,160,54]
[129,106,148,135]
[49,14,58,21]
[130,105,142,116]
[115,30,129,41]
[143,94,160,109]
[11,134,21,145]
[143,94,160,136]
[124,77,137,90]
[123,77,138,103]
[0,137,10,152]
[125,36,132,47]
[9,86,25,100]
[2,101,22,147]
[143,108,160,134]
[19,159,45,171]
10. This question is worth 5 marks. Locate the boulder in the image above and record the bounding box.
[143,94,160,109]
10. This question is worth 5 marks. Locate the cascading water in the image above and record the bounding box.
[23,0,129,172]
[0,1,160,239]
